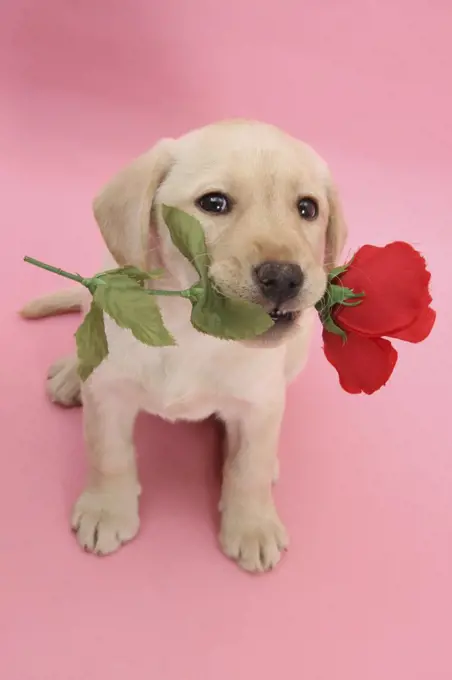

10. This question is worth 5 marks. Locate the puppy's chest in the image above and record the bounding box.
[107,332,281,422]
[105,298,285,422]
[138,349,262,421]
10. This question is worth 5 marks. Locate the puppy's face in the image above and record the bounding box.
[93,121,347,345]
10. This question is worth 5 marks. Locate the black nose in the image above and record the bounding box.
[254,261,304,304]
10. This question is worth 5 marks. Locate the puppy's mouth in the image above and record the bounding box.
[268,308,300,325]
[240,304,301,347]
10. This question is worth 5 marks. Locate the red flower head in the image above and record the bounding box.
[317,242,436,395]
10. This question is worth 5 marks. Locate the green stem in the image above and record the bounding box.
[24,257,87,285]
[24,256,196,299]
[146,288,193,299]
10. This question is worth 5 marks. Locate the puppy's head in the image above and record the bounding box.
[93,121,347,345]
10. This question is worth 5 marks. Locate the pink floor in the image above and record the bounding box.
[1,2,452,679]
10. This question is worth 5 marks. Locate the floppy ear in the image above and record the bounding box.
[325,182,348,270]
[92,139,174,269]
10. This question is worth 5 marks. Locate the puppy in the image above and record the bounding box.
[22,120,347,572]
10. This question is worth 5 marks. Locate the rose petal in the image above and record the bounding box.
[322,329,398,395]
[344,244,380,266]
[336,242,432,337]
[390,305,436,342]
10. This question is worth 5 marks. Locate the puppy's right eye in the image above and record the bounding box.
[196,192,231,215]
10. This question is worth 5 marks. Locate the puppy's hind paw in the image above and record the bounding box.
[47,355,81,407]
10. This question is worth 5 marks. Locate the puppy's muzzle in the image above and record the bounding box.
[253,261,303,305]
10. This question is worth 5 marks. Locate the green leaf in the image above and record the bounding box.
[75,301,109,381]
[190,286,273,340]
[341,300,363,307]
[315,282,365,319]
[328,263,349,281]
[94,274,175,346]
[328,255,356,282]
[328,284,364,305]
[161,205,210,282]
[98,266,164,284]
[328,283,348,305]
[322,314,347,342]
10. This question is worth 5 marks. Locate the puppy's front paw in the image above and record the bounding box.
[71,488,140,555]
[219,503,288,573]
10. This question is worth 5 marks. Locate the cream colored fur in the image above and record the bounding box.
[21,120,347,572]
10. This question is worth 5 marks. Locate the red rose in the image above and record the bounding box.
[320,242,436,395]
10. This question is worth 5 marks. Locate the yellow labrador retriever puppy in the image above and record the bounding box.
[22,120,347,572]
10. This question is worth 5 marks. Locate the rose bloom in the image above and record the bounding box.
[322,242,436,395]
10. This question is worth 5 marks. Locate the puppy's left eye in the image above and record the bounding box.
[196,192,231,215]
[297,197,318,221]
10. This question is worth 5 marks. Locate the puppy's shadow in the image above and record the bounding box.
[135,413,224,532]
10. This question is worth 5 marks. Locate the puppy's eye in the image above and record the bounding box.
[196,192,231,215]
[297,197,318,221]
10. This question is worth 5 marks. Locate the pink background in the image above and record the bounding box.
[1,1,451,679]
